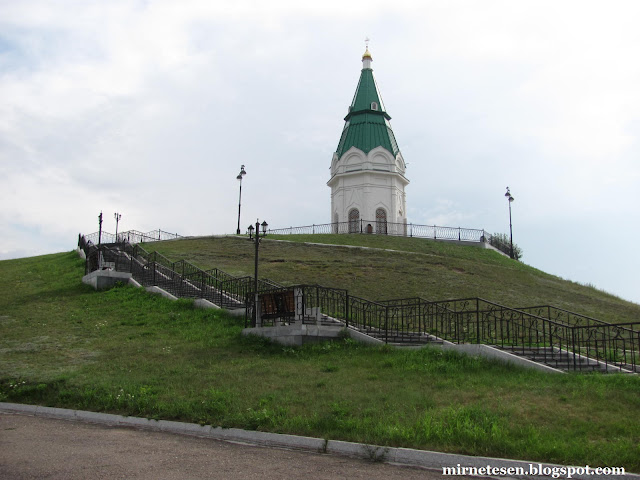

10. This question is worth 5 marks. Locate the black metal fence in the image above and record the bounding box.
[377,296,640,372]
[82,229,182,246]
[79,233,639,373]
[79,234,281,310]
[251,284,349,328]
[266,221,490,243]
[245,287,640,373]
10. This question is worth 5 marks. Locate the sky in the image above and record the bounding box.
[1,0,639,305]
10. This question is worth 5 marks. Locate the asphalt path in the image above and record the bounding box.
[1,413,477,480]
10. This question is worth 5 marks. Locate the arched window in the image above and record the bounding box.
[348,208,360,233]
[376,208,387,234]
[371,102,378,111]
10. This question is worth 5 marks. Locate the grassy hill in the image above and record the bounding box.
[149,234,639,324]
[1,240,639,470]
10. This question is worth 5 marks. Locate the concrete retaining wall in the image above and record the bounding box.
[242,324,346,346]
[82,270,133,291]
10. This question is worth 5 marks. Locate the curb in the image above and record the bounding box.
[1,403,635,480]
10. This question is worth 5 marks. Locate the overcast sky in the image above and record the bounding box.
[1,0,639,305]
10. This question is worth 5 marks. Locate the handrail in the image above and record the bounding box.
[266,221,490,243]
[516,304,639,332]
[80,234,283,310]
[79,233,639,373]
[82,229,182,246]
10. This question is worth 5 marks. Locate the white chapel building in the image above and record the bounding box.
[327,47,409,235]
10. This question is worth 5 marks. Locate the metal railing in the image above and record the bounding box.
[79,234,283,310]
[79,234,639,373]
[516,305,640,331]
[82,229,182,246]
[266,221,490,243]
[246,286,640,373]
[378,296,640,372]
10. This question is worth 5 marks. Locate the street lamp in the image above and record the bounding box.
[505,187,515,259]
[114,212,122,242]
[248,219,268,327]
[98,211,103,246]
[236,165,247,235]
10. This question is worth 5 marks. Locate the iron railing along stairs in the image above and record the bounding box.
[252,287,639,373]
[79,234,639,373]
[79,235,283,311]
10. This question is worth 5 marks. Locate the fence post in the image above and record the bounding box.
[294,287,304,324]
[179,262,184,297]
[548,321,556,358]
[345,293,349,328]
[476,298,480,344]
[385,306,389,344]
[542,320,547,364]
[433,225,436,240]
[571,327,577,371]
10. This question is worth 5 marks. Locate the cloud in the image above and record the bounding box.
[0,0,639,304]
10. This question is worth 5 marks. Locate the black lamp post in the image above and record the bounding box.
[236,165,247,235]
[114,212,122,242]
[505,187,515,259]
[248,219,268,327]
[98,211,103,246]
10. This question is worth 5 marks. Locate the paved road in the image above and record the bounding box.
[1,413,476,479]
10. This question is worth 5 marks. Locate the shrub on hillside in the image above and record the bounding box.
[490,233,523,260]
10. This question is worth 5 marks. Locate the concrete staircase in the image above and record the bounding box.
[84,241,637,374]
[492,345,633,373]
[355,328,444,347]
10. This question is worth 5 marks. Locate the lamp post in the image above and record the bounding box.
[236,165,247,235]
[98,211,103,246]
[114,212,122,242]
[505,187,515,259]
[248,219,268,327]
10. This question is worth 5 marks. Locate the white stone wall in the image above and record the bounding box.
[328,146,408,230]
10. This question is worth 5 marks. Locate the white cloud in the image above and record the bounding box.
[0,0,639,304]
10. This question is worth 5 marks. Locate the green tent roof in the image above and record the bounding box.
[335,63,401,158]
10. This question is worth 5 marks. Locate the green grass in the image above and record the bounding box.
[1,249,640,470]
[150,234,640,324]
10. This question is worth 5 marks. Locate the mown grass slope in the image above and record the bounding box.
[149,234,639,324]
[1,244,639,470]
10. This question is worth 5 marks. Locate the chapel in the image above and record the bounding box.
[327,46,409,235]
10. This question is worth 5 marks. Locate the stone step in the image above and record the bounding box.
[492,345,621,373]
[361,330,442,345]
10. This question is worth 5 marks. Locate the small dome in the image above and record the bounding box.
[362,48,372,60]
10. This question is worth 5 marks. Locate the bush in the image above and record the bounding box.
[490,233,523,260]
